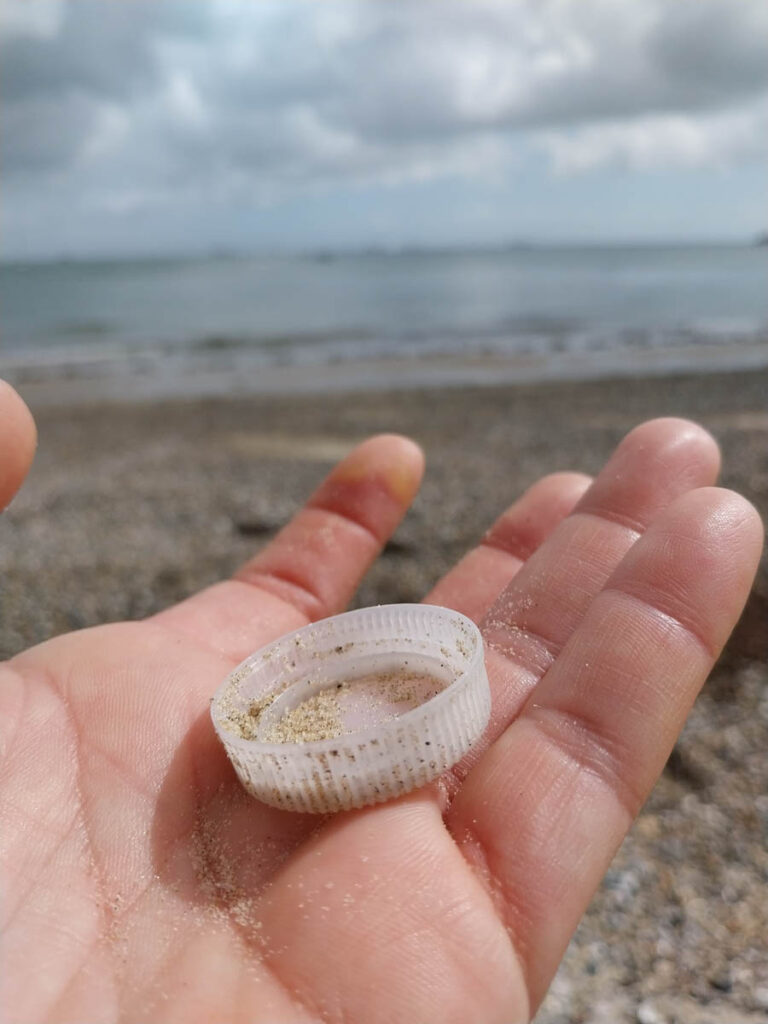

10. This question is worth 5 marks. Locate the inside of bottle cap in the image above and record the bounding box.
[255,651,454,744]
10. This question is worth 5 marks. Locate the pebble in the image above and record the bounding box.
[637,1002,665,1024]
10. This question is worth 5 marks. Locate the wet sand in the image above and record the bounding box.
[3,368,768,1022]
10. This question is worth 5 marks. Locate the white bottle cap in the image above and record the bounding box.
[211,604,490,813]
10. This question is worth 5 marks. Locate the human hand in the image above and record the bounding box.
[1,381,762,1023]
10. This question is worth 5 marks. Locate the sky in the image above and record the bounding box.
[2,0,767,260]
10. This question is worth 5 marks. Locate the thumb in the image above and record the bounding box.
[0,381,37,510]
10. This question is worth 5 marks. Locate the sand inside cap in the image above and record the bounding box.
[221,650,454,745]
[257,667,448,744]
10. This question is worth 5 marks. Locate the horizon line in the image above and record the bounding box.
[2,235,766,267]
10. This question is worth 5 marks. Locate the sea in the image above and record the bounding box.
[1,245,767,401]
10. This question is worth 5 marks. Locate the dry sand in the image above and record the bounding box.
[3,368,767,1023]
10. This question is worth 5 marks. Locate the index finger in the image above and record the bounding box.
[153,434,424,661]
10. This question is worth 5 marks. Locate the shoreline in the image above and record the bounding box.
[7,337,768,409]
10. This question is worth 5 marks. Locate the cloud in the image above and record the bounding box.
[1,0,767,253]
[648,0,768,98]
[539,101,768,174]
[0,0,64,41]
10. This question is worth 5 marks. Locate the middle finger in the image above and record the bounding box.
[424,471,592,622]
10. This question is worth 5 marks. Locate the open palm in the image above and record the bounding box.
[1,380,762,1024]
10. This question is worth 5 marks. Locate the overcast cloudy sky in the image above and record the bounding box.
[2,0,767,259]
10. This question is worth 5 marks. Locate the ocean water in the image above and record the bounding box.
[1,245,767,395]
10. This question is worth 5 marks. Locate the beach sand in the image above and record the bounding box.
[3,367,767,1022]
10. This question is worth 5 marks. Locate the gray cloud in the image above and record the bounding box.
[649,0,768,97]
[1,1,213,174]
[2,0,766,255]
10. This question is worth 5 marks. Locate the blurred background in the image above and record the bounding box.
[2,0,767,394]
[1,3,767,1022]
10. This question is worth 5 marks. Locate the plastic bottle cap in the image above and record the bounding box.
[210,604,491,813]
